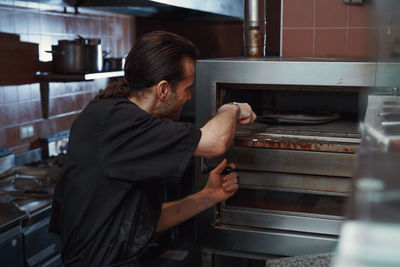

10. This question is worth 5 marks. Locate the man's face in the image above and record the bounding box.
[161,57,195,120]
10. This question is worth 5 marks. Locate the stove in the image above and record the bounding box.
[0,166,58,214]
[0,154,64,266]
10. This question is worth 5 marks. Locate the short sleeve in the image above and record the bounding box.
[99,101,201,183]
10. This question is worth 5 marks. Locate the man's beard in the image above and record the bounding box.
[155,93,181,120]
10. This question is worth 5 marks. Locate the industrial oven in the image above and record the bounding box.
[194,57,393,264]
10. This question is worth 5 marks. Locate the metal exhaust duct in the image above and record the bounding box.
[244,0,266,56]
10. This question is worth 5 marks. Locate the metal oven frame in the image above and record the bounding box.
[193,57,388,260]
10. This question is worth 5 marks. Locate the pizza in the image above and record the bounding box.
[260,111,341,123]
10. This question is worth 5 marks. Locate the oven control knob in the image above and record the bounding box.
[222,167,233,175]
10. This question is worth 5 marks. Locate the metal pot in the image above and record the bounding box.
[103,57,125,71]
[50,37,103,74]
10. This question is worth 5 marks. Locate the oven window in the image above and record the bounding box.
[225,188,347,217]
[216,84,366,122]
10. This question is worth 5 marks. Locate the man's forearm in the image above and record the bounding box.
[193,104,238,157]
[155,190,215,232]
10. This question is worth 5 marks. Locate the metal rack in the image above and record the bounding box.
[34,71,124,119]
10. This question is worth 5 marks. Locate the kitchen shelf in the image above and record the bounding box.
[34,71,124,119]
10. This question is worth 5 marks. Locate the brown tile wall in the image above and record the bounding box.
[0,1,134,153]
[281,0,377,58]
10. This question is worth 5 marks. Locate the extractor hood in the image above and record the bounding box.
[65,0,244,20]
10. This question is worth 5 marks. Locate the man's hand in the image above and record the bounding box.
[236,102,257,125]
[218,102,257,125]
[203,159,239,203]
[156,159,238,232]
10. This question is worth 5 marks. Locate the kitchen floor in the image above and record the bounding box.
[143,239,202,267]
[143,240,268,267]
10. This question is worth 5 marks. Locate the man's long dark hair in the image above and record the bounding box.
[96,31,198,99]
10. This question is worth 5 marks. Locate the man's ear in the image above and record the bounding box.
[156,80,170,101]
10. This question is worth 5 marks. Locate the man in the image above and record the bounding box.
[49,31,257,266]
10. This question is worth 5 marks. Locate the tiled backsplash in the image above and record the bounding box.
[281,0,377,58]
[0,1,134,153]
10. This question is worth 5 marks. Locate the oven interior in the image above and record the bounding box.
[217,83,366,129]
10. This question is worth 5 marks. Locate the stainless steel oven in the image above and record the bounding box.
[194,58,392,264]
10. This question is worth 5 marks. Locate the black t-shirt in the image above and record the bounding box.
[49,98,201,266]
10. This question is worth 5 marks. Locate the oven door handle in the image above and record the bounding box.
[202,158,233,174]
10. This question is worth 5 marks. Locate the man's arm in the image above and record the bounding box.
[156,159,238,232]
[193,103,256,158]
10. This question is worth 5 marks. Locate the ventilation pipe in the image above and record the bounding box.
[244,0,266,56]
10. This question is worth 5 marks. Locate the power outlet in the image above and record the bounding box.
[20,125,34,139]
